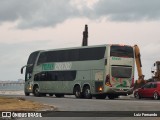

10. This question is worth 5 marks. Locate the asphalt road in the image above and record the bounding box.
[1,95,160,120]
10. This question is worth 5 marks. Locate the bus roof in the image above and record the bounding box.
[38,44,133,53]
[40,44,107,53]
[34,44,132,52]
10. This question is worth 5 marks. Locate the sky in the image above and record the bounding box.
[0,0,160,81]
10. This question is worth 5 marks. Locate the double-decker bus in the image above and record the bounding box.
[21,44,134,99]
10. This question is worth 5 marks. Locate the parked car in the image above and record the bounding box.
[134,82,160,100]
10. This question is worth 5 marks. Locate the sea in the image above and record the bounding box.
[0,83,24,91]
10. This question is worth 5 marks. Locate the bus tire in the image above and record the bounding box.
[33,86,41,97]
[74,86,83,98]
[25,92,30,96]
[55,94,64,98]
[95,94,106,99]
[83,86,92,99]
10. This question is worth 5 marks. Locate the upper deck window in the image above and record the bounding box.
[110,45,134,58]
[37,47,106,64]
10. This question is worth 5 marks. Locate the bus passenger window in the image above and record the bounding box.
[40,73,46,81]
[55,75,58,81]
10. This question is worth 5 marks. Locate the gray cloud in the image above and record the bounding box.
[90,0,160,21]
[0,1,39,22]
[0,0,160,28]
[0,0,79,28]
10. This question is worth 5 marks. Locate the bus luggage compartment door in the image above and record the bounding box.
[92,70,104,93]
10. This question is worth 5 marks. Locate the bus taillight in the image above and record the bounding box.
[105,75,112,87]
[98,87,103,92]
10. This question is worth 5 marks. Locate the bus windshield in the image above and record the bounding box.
[110,45,134,58]
[111,66,132,78]
[25,51,39,81]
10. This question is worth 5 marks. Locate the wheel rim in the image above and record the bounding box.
[35,87,39,95]
[135,92,139,99]
[84,88,91,98]
[74,87,81,98]
[85,89,90,96]
[154,93,158,100]
[75,91,80,97]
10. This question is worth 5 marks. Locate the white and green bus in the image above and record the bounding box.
[21,44,135,99]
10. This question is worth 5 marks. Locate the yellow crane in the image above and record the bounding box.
[134,45,146,88]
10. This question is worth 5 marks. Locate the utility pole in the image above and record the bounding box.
[82,24,88,46]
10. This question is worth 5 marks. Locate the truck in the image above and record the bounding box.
[151,61,160,81]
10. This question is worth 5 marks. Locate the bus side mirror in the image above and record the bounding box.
[21,68,23,74]
[21,65,27,74]
[21,64,33,74]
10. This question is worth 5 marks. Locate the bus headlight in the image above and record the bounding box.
[28,84,32,90]
[28,86,32,90]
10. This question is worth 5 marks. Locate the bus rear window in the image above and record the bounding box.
[111,66,132,78]
[110,45,134,58]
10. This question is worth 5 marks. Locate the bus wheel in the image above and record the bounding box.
[83,86,92,99]
[55,94,64,98]
[74,86,83,98]
[25,92,30,96]
[95,94,106,99]
[33,86,41,97]
[108,95,115,99]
